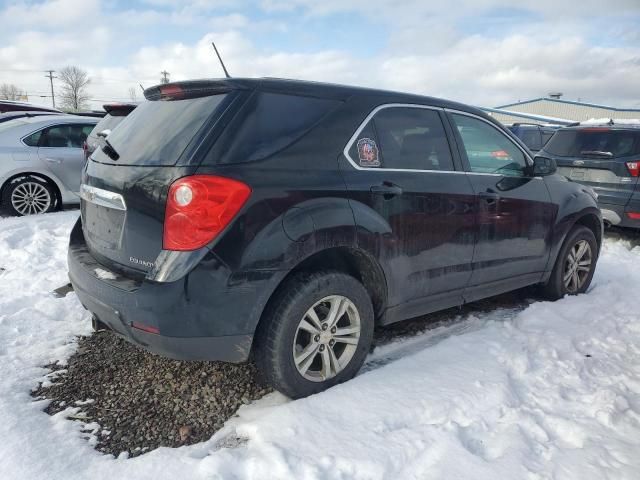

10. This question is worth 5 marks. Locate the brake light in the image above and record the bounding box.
[163,175,251,251]
[491,150,509,158]
[626,161,640,177]
[159,84,183,100]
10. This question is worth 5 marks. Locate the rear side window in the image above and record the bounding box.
[451,113,528,177]
[211,92,341,164]
[348,107,454,171]
[87,114,127,142]
[92,94,227,165]
[545,129,640,158]
[32,124,93,148]
[519,128,542,151]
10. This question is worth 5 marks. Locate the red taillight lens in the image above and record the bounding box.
[163,175,251,251]
[491,150,509,158]
[626,161,640,177]
[627,212,640,220]
[83,141,88,160]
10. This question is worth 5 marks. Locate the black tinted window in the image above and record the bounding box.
[213,92,341,164]
[23,129,42,146]
[87,114,127,143]
[39,124,93,148]
[93,95,226,165]
[519,129,542,151]
[452,114,527,176]
[350,107,454,171]
[545,129,640,158]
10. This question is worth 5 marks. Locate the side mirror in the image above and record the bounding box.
[532,156,556,176]
[97,129,111,138]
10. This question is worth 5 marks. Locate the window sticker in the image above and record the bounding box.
[357,137,380,167]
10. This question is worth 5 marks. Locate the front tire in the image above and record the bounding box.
[1,176,57,216]
[255,271,374,399]
[543,225,597,300]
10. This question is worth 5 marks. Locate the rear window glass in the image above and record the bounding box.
[209,92,341,164]
[87,114,128,142]
[545,129,640,158]
[92,95,226,165]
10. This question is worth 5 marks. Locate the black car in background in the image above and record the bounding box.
[539,121,640,228]
[0,100,62,114]
[508,123,559,153]
[84,102,139,161]
[68,78,602,398]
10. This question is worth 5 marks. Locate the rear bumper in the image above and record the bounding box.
[599,202,640,229]
[68,220,277,362]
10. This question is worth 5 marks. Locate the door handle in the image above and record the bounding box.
[44,157,62,164]
[370,182,403,197]
[479,191,500,205]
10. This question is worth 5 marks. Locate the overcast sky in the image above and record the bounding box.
[1,0,639,110]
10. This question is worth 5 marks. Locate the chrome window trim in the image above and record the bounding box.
[342,103,459,174]
[80,184,127,211]
[444,108,534,167]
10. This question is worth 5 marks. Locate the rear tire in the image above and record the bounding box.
[255,271,374,399]
[1,175,57,216]
[543,225,597,300]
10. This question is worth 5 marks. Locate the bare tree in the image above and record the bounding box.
[57,66,91,111]
[128,86,138,102]
[0,83,25,101]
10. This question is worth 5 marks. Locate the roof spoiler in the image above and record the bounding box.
[144,80,236,101]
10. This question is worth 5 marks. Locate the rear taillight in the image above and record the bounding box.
[82,141,88,161]
[626,161,640,177]
[163,175,251,251]
[491,150,509,158]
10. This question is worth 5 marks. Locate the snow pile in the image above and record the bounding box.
[582,118,640,126]
[1,213,640,479]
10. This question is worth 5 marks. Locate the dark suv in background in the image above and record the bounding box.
[508,123,559,153]
[84,102,139,161]
[539,121,640,228]
[68,78,602,398]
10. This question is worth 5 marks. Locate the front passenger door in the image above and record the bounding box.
[447,112,556,299]
[36,124,93,193]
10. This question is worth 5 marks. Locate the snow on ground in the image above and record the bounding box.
[1,212,640,480]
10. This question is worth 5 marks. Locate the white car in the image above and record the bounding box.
[0,115,98,215]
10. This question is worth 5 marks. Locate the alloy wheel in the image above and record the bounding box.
[10,181,52,215]
[563,239,592,293]
[292,295,361,382]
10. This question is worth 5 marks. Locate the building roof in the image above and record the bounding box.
[496,97,640,113]
[480,107,573,125]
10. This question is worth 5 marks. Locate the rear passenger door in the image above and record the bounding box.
[339,105,476,318]
[447,111,556,299]
[35,123,94,193]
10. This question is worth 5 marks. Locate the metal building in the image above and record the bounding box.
[487,96,640,125]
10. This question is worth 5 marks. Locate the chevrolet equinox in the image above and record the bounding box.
[68,78,602,398]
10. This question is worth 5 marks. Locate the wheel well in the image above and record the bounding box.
[0,172,62,208]
[260,247,387,328]
[574,213,602,249]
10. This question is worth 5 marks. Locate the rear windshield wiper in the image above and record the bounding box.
[102,138,120,161]
[580,150,613,158]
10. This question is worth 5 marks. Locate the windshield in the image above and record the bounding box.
[91,94,227,166]
[545,129,640,158]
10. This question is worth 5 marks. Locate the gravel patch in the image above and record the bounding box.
[32,288,532,458]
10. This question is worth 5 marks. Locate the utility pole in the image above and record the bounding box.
[160,70,170,84]
[44,70,56,108]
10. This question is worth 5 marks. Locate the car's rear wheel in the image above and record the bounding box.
[256,271,374,399]
[543,225,597,299]
[2,176,57,216]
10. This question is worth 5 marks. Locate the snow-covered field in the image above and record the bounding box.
[1,211,639,480]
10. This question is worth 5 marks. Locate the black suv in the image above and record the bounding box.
[68,78,602,398]
[508,123,559,153]
[84,102,138,161]
[540,122,640,228]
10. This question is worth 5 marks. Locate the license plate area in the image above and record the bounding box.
[80,185,127,251]
[569,168,588,180]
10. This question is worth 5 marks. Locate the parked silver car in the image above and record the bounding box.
[0,115,98,215]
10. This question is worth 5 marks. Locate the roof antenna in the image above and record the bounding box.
[211,42,231,78]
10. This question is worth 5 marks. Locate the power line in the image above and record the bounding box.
[44,70,56,108]
[160,70,170,84]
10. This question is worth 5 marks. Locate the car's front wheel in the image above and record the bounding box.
[543,225,598,299]
[256,271,374,399]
